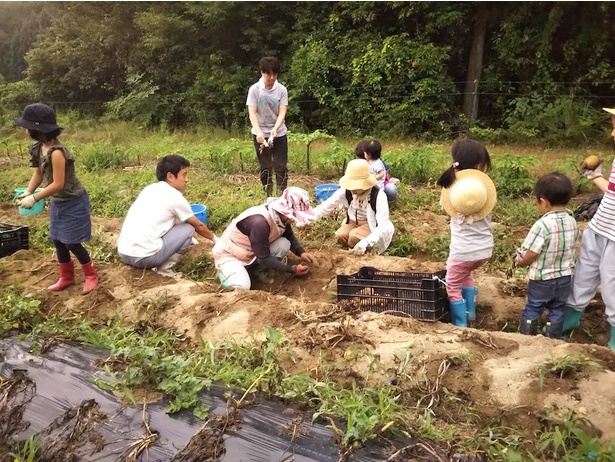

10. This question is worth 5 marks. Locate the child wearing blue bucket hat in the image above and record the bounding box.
[118,155,218,277]
[15,103,98,294]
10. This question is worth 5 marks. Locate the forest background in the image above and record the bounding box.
[1,1,615,145]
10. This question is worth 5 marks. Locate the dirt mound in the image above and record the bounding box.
[1,209,614,443]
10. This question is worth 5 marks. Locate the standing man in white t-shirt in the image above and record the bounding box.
[117,155,217,277]
[246,56,289,197]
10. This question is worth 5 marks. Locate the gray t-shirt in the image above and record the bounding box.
[449,215,493,261]
[246,78,288,137]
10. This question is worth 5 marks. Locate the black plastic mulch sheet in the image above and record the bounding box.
[0,338,482,461]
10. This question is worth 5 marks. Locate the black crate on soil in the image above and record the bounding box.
[337,266,449,321]
[0,223,29,258]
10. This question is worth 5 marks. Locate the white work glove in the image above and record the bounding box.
[17,189,33,199]
[17,194,38,209]
[581,163,602,180]
[350,241,369,256]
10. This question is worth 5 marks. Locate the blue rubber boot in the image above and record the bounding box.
[562,307,584,334]
[450,300,467,327]
[462,286,478,322]
[609,326,615,351]
[544,321,564,339]
[520,318,539,335]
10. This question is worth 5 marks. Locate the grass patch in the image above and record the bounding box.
[537,354,605,390]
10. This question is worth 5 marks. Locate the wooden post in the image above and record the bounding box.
[462,6,488,127]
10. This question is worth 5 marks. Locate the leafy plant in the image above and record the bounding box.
[80,141,126,172]
[9,435,41,462]
[491,156,537,198]
[537,355,605,391]
[0,287,43,334]
[288,129,336,172]
[538,409,605,460]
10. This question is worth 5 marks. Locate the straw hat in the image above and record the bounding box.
[603,108,615,116]
[441,169,496,222]
[339,159,377,191]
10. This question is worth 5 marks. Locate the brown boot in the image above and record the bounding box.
[48,261,75,291]
[81,260,98,294]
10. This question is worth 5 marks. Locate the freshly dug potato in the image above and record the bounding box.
[579,155,601,171]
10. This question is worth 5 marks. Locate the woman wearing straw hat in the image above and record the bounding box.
[437,140,496,327]
[312,159,395,255]
[213,187,317,290]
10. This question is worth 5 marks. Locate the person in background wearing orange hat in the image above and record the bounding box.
[562,107,615,350]
[437,140,495,328]
[15,103,98,294]
[311,159,395,255]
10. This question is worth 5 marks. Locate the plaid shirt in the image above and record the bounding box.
[521,210,579,281]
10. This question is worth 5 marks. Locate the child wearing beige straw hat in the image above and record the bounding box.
[561,107,615,350]
[437,140,496,327]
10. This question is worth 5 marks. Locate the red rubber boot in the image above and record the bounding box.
[48,261,75,291]
[81,260,98,294]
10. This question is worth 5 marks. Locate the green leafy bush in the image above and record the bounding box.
[80,141,126,172]
[491,156,537,198]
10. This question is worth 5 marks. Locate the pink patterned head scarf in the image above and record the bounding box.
[266,187,317,227]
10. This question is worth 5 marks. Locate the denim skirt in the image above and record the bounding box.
[49,192,92,245]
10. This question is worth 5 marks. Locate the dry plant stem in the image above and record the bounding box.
[382,441,445,462]
[236,361,274,408]
[32,271,55,286]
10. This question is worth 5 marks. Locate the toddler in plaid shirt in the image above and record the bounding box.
[515,172,579,338]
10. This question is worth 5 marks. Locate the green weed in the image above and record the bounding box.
[537,355,605,391]
[538,409,606,460]
[492,156,537,198]
[386,233,419,257]
[79,141,126,172]
[9,435,41,462]
[422,233,450,261]
[0,287,43,334]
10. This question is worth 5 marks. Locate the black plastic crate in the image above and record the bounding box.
[0,223,29,258]
[337,266,449,321]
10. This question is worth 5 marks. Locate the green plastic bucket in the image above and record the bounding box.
[14,188,45,216]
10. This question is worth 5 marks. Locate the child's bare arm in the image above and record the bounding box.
[515,250,540,267]
[374,170,385,181]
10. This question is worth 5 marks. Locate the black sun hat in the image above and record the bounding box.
[14,103,62,133]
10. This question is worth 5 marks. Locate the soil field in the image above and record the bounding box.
[1,189,614,462]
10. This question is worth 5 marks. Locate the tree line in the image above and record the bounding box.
[1,1,615,145]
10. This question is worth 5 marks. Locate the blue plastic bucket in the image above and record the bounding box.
[190,204,208,225]
[14,188,45,216]
[315,184,340,204]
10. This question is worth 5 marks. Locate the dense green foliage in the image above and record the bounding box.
[1,2,615,143]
